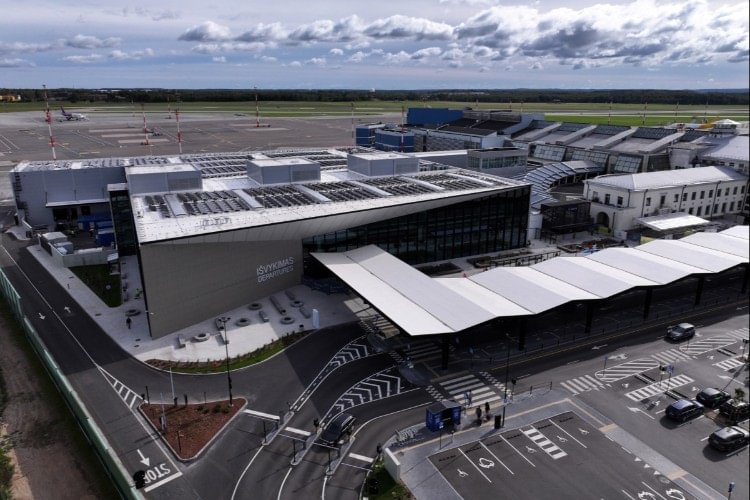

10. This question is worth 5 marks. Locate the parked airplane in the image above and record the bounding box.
[60,107,88,121]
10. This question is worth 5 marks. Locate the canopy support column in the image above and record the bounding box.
[643,288,653,319]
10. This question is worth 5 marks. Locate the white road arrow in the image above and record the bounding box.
[638,491,657,500]
[718,375,733,380]
[591,344,608,350]
[665,488,686,500]
[628,407,656,420]
[137,449,150,467]
[63,306,71,314]
[609,353,628,361]
[38,313,45,320]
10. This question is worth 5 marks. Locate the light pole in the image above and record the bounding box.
[220,316,233,405]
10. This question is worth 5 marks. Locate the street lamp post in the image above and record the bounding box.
[221,317,233,405]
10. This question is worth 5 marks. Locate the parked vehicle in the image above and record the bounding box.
[696,388,731,409]
[708,426,750,452]
[666,399,704,422]
[719,399,750,422]
[319,413,356,445]
[665,323,695,341]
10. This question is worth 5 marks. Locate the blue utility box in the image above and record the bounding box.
[425,400,461,432]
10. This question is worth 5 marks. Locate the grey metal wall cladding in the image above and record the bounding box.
[141,239,302,338]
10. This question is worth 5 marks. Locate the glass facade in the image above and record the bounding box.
[109,189,137,256]
[303,187,530,274]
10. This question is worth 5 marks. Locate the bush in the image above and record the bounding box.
[212,404,221,414]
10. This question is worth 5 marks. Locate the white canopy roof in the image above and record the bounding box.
[312,227,748,336]
[635,213,709,231]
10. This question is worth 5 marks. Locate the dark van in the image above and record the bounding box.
[319,413,356,446]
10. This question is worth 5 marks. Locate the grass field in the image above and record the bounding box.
[2,100,748,126]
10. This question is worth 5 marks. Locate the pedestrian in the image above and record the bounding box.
[485,402,490,420]
[475,406,482,425]
[126,316,132,329]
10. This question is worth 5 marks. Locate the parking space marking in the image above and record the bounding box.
[521,426,568,460]
[547,419,587,448]
[500,435,536,467]
[458,448,492,483]
[479,442,513,475]
[624,374,693,401]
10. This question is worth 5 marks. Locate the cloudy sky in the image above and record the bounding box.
[2,0,748,89]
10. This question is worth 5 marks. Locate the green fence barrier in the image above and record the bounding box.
[0,269,139,499]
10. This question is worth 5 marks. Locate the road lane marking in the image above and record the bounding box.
[641,481,668,500]
[143,470,183,492]
[458,448,492,483]
[285,427,311,437]
[244,409,280,421]
[348,453,373,463]
[277,468,292,500]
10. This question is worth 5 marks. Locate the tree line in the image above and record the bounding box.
[2,88,747,105]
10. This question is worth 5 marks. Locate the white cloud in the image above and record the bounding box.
[0,57,34,67]
[530,61,543,70]
[411,47,442,59]
[306,57,327,66]
[178,21,233,42]
[62,54,104,64]
[109,48,154,61]
[64,34,120,49]
[329,48,344,56]
[364,15,454,40]
[0,41,54,55]
[212,56,227,63]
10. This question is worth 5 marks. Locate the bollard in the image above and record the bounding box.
[184,394,188,406]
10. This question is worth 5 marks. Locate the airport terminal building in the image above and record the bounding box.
[11,149,530,337]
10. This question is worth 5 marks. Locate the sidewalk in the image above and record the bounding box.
[12,226,364,365]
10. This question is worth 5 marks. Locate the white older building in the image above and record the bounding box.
[583,166,748,237]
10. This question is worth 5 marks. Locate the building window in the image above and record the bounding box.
[730,202,735,211]
[691,192,696,200]
[742,185,746,194]
[722,202,727,212]
[645,197,651,207]
[673,194,679,203]
[725,188,730,196]
[708,190,713,198]
[714,204,719,213]
[700,190,705,199]
[688,207,694,214]
[660,195,666,206]
[604,194,610,205]
[696,206,702,216]
[617,196,623,206]
[705,205,711,215]
[733,186,738,195]
[682,193,687,202]
[592,191,599,202]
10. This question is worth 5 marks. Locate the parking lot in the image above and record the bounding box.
[429,411,695,499]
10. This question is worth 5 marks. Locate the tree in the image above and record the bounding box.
[734,388,745,402]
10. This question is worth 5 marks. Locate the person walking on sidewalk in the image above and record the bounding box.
[126,316,132,329]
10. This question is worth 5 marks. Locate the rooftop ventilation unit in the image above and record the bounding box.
[246,158,321,185]
[347,152,419,177]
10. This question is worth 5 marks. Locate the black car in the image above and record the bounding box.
[719,399,750,422]
[708,426,750,452]
[665,323,695,341]
[666,399,704,422]
[319,413,356,445]
[696,388,731,409]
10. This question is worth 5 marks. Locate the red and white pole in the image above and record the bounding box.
[141,103,150,146]
[255,87,260,128]
[175,108,182,154]
[42,84,56,160]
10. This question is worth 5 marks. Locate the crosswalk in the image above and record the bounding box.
[429,373,504,408]
[560,375,608,395]
[521,426,567,460]
[390,341,448,364]
[624,374,693,402]
[98,366,143,409]
[713,357,746,371]
[595,358,658,383]
[726,327,749,341]
[678,335,740,356]
[651,348,693,365]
